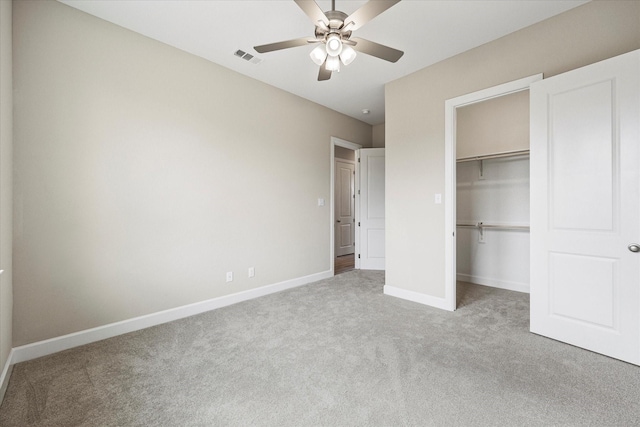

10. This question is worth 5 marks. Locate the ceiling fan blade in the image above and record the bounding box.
[350,37,404,63]
[344,0,401,32]
[254,37,314,54]
[318,62,332,81]
[294,0,329,27]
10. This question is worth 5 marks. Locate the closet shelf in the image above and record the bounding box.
[456,149,529,163]
[457,222,530,231]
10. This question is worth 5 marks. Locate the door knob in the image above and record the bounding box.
[629,244,640,253]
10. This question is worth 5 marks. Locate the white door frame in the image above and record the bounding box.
[443,74,542,311]
[331,137,363,273]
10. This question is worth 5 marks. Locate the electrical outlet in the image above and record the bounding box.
[226,271,233,282]
[248,267,255,278]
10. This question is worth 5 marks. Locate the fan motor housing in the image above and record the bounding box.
[325,10,348,27]
[315,10,351,40]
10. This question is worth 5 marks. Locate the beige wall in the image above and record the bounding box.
[13,0,371,345]
[456,90,529,158]
[0,0,13,379]
[335,146,356,162]
[386,1,640,298]
[372,123,385,148]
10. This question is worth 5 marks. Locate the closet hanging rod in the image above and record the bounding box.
[456,149,530,163]
[456,222,530,231]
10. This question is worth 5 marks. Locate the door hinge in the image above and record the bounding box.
[358,158,360,163]
[358,222,360,226]
[358,254,361,259]
[358,190,360,195]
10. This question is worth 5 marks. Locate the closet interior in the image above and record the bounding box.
[456,90,531,294]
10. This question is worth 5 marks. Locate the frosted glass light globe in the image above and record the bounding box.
[325,34,343,57]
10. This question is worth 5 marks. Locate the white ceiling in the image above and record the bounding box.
[58,0,587,125]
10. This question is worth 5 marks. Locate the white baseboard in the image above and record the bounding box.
[0,349,14,404]
[12,270,333,364]
[456,273,529,293]
[383,285,452,311]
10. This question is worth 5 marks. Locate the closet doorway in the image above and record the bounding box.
[456,91,530,297]
[443,75,542,310]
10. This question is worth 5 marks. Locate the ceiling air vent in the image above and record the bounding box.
[234,49,263,65]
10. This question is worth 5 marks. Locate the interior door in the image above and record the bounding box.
[335,159,355,256]
[359,148,385,270]
[530,50,640,365]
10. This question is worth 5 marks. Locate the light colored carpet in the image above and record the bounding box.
[1,271,639,426]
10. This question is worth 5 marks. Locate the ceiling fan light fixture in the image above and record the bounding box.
[340,45,357,66]
[254,0,404,82]
[309,45,327,66]
[325,34,343,57]
[326,55,341,72]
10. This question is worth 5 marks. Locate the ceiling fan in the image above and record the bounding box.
[254,0,404,81]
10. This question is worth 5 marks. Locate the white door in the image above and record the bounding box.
[530,50,640,365]
[335,159,355,256]
[359,148,385,270]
